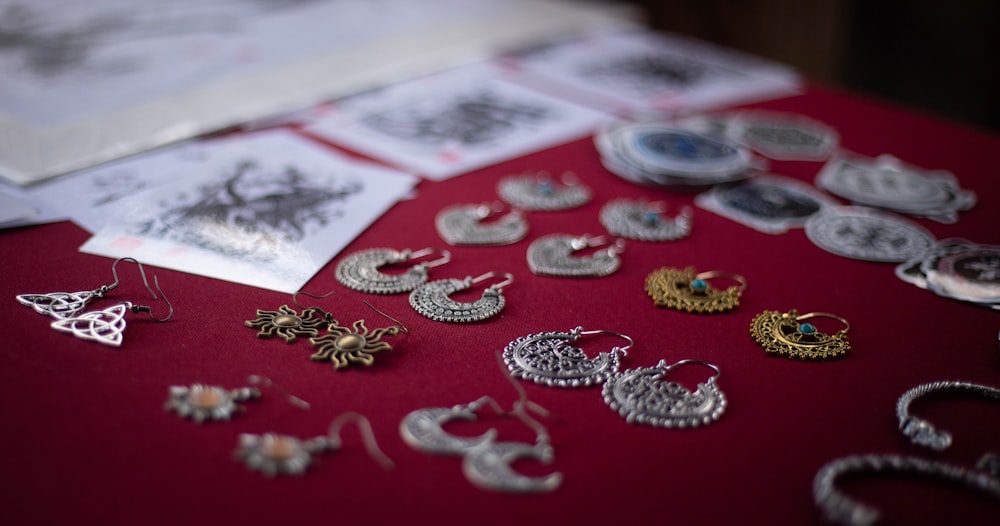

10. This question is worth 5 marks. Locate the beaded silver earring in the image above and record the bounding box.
[599,199,692,241]
[503,326,632,387]
[603,359,727,428]
[335,247,451,294]
[496,171,591,211]
[435,202,528,246]
[409,272,513,323]
[526,234,624,277]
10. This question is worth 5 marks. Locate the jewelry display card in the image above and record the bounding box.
[305,62,610,180]
[79,129,417,293]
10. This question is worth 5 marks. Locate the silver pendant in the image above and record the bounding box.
[16,290,101,319]
[399,396,502,455]
[435,203,528,246]
[335,247,449,294]
[526,234,623,277]
[805,206,935,263]
[165,384,261,423]
[50,302,134,347]
[603,359,727,428]
[496,172,591,211]
[503,326,631,387]
[409,272,512,323]
[462,439,563,493]
[599,199,692,241]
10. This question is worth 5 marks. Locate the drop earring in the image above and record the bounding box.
[503,326,632,387]
[335,247,451,294]
[409,271,513,323]
[750,309,850,360]
[165,375,310,423]
[645,266,747,313]
[435,202,528,246]
[496,171,591,211]
[399,396,505,455]
[599,199,693,241]
[603,359,727,428]
[236,412,394,477]
[526,234,625,277]
[308,301,407,370]
[896,380,1000,450]
[17,257,147,319]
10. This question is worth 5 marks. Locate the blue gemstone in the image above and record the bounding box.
[537,181,555,196]
[642,211,660,225]
[690,279,708,292]
[798,323,817,334]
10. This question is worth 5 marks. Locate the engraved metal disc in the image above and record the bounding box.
[435,205,528,246]
[919,240,1000,306]
[335,248,428,294]
[399,406,498,456]
[409,278,505,323]
[496,175,591,211]
[602,362,726,428]
[503,329,621,387]
[805,206,935,262]
[462,441,563,493]
[526,234,621,277]
[599,199,691,241]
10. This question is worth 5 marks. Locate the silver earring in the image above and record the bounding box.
[335,247,451,294]
[236,412,393,477]
[409,272,513,323]
[165,375,309,423]
[435,202,528,246]
[599,199,692,241]
[813,454,1000,526]
[503,326,632,388]
[527,234,624,277]
[16,257,145,319]
[896,380,1000,450]
[399,396,503,455]
[496,171,591,211]
[603,359,727,428]
[49,273,173,347]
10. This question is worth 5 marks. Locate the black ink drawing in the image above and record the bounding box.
[136,159,362,260]
[719,183,821,220]
[360,90,553,147]
[579,54,715,93]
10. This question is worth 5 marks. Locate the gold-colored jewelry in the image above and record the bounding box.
[310,319,402,370]
[245,305,327,343]
[644,266,746,313]
[750,309,850,360]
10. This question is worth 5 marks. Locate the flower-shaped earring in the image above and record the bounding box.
[750,309,850,360]
[435,202,528,246]
[645,266,747,313]
[164,375,309,423]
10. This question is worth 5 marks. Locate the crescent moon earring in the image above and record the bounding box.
[750,309,851,360]
[236,412,394,477]
[527,234,625,277]
[165,375,310,423]
[335,247,451,294]
[896,380,1000,450]
[16,257,146,319]
[399,396,505,455]
[503,326,632,387]
[435,202,528,246]
[645,266,747,313]
[603,359,727,428]
[497,171,592,211]
[409,271,513,323]
[600,199,693,241]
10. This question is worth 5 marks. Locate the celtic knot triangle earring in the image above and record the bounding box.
[410,271,513,323]
[165,375,310,423]
[503,326,632,387]
[896,380,1000,450]
[435,202,528,246]
[645,266,747,313]
[600,199,693,241]
[496,171,591,211]
[335,247,451,294]
[603,359,727,428]
[750,309,850,360]
[527,234,625,277]
[309,300,407,370]
[17,257,146,319]
[236,411,394,477]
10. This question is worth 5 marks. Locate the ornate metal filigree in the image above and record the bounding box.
[50,302,133,347]
[602,359,726,428]
[750,309,850,360]
[503,327,625,387]
[645,267,742,313]
[309,319,400,369]
[245,305,327,343]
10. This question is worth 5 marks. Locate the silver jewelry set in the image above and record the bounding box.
[15,257,174,347]
[813,380,1000,525]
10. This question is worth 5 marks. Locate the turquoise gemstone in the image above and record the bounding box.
[690,279,708,292]
[642,211,660,225]
[798,323,817,334]
[537,181,555,196]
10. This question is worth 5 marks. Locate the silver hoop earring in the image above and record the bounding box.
[435,202,528,246]
[335,247,451,294]
[603,359,727,428]
[17,257,146,319]
[399,396,503,455]
[896,380,1000,450]
[165,375,309,423]
[409,272,513,323]
[527,234,624,277]
[496,171,591,211]
[599,199,693,241]
[50,274,174,347]
[503,326,632,387]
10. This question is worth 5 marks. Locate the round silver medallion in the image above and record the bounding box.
[805,206,935,263]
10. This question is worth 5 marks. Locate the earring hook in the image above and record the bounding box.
[797,312,851,333]
[362,300,409,333]
[470,272,515,291]
[326,412,394,470]
[293,290,337,321]
[577,329,634,357]
[246,375,310,411]
[662,359,722,382]
[694,270,748,293]
[130,275,174,322]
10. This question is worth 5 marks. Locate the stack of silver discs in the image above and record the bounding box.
[895,238,1000,310]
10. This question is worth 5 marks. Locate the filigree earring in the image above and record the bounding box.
[645,266,747,313]
[527,234,624,277]
[165,375,310,423]
[236,412,394,477]
[496,171,591,211]
[435,202,528,246]
[17,257,147,319]
[896,380,1000,450]
[409,271,513,323]
[503,326,632,387]
[603,359,727,428]
[399,396,505,455]
[599,199,693,241]
[750,309,851,360]
[335,247,451,294]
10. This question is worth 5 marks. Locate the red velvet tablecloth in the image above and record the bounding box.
[2,86,999,525]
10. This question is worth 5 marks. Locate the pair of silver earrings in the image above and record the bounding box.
[502,327,727,428]
[599,199,693,241]
[527,234,625,277]
[435,202,528,246]
[496,171,592,211]
[409,271,514,323]
[16,257,174,347]
[400,395,562,493]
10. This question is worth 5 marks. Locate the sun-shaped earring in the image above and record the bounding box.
[496,171,592,211]
[600,199,693,241]
[527,234,625,277]
[308,305,406,370]
[335,247,451,294]
[409,271,513,323]
[435,202,528,246]
[165,375,310,423]
[750,309,850,360]
[645,266,747,313]
[245,304,328,343]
